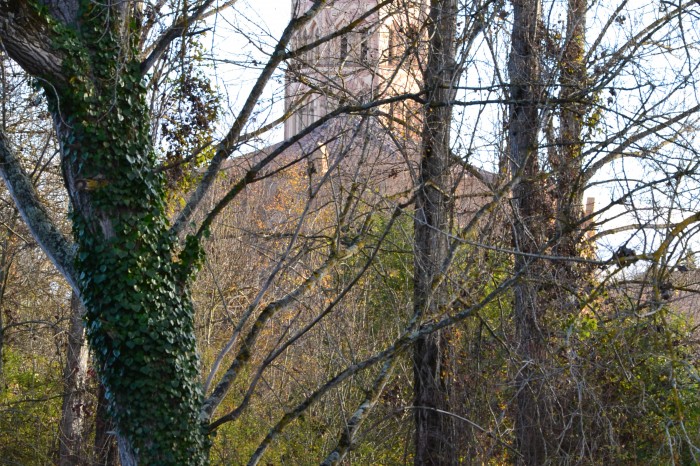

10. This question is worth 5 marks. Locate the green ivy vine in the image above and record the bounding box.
[35,0,211,463]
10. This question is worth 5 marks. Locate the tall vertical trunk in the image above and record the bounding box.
[555,0,587,255]
[93,382,119,466]
[507,0,551,463]
[0,235,10,388]
[0,56,10,389]
[54,65,208,466]
[58,292,90,466]
[413,0,458,464]
[554,0,592,454]
[0,290,3,389]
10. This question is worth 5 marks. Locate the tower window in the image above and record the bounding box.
[361,33,369,63]
[314,33,321,60]
[388,29,397,63]
[300,31,309,61]
[340,36,348,58]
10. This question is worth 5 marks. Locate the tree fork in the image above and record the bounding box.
[4,2,209,463]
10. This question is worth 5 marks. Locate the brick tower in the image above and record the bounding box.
[284,0,425,139]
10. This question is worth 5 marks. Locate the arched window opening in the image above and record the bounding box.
[340,36,349,59]
[360,31,369,63]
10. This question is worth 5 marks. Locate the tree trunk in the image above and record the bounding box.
[58,292,90,466]
[507,0,552,463]
[553,0,592,456]
[0,311,3,389]
[0,56,14,389]
[555,0,587,256]
[0,236,7,388]
[413,1,458,464]
[93,382,119,466]
[0,3,209,463]
[53,57,208,466]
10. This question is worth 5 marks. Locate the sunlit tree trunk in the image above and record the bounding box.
[554,0,587,258]
[553,0,594,454]
[413,0,458,463]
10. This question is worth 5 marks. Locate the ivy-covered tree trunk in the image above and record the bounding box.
[0,0,324,462]
[0,2,208,464]
[54,47,207,466]
[413,0,458,464]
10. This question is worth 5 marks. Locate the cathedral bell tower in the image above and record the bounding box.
[284,0,425,140]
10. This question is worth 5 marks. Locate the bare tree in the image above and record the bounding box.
[502,0,700,462]
[1,0,700,464]
[506,0,554,461]
[413,0,458,463]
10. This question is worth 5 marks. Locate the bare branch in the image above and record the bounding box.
[190,92,423,241]
[320,358,397,466]
[200,238,363,423]
[205,199,412,429]
[582,105,700,184]
[243,274,519,465]
[0,130,77,291]
[140,0,221,76]
[171,0,330,238]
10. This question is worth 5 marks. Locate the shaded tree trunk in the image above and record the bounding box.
[93,382,119,466]
[0,56,14,389]
[0,235,8,387]
[58,292,90,466]
[413,0,458,464]
[507,0,552,463]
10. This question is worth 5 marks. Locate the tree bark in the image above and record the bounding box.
[58,292,90,466]
[554,0,587,255]
[507,0,552,463]
[93,382,119,466]
[552,0,592,456]
[0,0,329,462]
[413,0,458,464]
[0,234,10,389]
